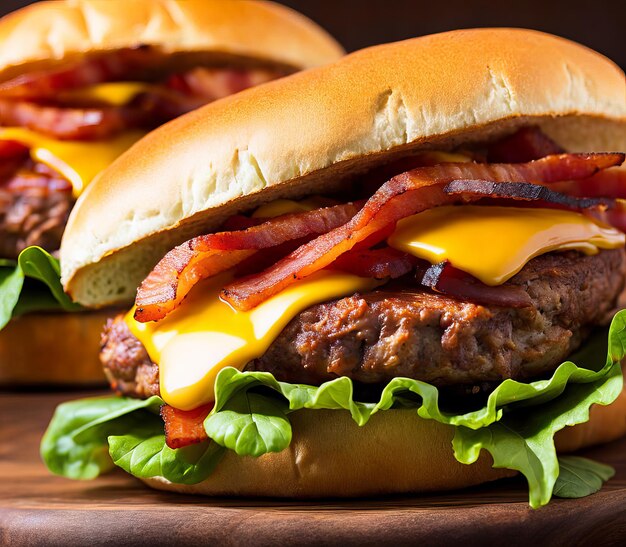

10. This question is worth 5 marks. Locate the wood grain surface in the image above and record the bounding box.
[1,391,625,546]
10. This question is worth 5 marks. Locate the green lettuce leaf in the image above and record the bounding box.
[41,396,163,479]
[41,311,626,507]
[452,361,622,507]
[41,393,226,484]
[553,456,615,499]
[0,262,24,329]
[109,432,225,485]
[0,246,82,329]
[210,356,615,431]
[205,391,292,456]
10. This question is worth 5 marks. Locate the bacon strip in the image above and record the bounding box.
[0,67,283,140]
[445,178,626,232]
[0,99,148,141]
[584,200,626,233]
[487,126,565,163]
[444,179,615,211]
[161,403,213,449]
[0,48,159,98]
[222,153,624,311]
[166,67,282,102]
[551,169,626,199]
[331,247,418,279]
[134,203,362,322]
[419,261,533,308]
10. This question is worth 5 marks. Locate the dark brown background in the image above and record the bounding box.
[1,0,625,69]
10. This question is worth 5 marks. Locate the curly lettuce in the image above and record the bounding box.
[41,311,626,507]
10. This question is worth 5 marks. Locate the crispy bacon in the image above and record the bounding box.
[0,66,283,140]
[419,261,533,308]
[222,153,624,311]
[445,178,626,231]
[331,247,418,279]
[0,90,211,140]
[234,237,315,278]
[487,126,565,163]
[551,169,626,199]
[0,48,159,98]
[0,99,148,140]
[134,203,362,322]
[166,67,282,101]
[130,89,207,122]
[161,403,213,449]
[444,179,615,211]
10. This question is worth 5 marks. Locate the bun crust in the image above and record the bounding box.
[59,28,626,307]
[0,0,344,81]
[0,311,109,386]
[142,390,626,497]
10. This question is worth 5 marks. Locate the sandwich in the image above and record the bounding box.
[42,28,626,507]
[0,0,343,385]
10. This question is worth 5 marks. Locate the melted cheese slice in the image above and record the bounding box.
[0,82,153,196]
[0,127,146,197]
[388,205,625,285]
[56,82,154,106]
[126,271,380,410]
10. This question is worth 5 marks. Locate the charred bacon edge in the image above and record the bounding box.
[444,179,614,211]
[221,153,624,312]
[419,261,533,309]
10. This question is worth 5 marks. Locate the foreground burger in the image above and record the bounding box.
[0,0,343,385]
[43,29,626,507]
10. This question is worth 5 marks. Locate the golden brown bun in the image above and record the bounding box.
[144,409,516,497]
[141,390,626,497]
[0,310,109,386]
[0,0,344,81]
[59,28,626,307]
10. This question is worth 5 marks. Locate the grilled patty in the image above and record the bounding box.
[0,168,73,259]
[101,249,626,398]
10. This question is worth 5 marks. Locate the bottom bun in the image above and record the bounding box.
[144,387,626,498]
[0,311,110,386]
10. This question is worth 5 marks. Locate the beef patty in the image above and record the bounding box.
[0,164,73,259]
[101,249,626,398]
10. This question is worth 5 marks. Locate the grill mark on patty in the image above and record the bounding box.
[100,248,626,398]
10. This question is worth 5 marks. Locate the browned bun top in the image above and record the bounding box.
[59,28,626,307]
[0,0,344,81]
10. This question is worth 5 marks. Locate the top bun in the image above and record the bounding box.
[60,28,626,307]
[0,0,344,81]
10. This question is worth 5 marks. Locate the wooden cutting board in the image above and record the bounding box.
[1,391,626,546]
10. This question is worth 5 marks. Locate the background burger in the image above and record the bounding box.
[43,28,626,507]
[0,0,343,385]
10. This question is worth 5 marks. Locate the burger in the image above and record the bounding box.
[0,0,343,385]
[42,28,626,507]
